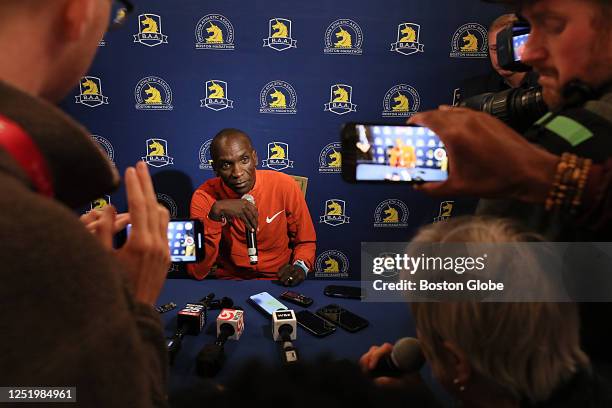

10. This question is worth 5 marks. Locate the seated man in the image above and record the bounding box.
[188,129,316,285]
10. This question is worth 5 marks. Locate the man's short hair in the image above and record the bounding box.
[210,128,253,161]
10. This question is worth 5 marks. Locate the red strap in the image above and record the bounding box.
[0,114,54,197]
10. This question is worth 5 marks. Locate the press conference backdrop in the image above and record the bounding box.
[61,0,506,279]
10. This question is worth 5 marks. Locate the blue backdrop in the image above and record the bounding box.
[62,0,506,279]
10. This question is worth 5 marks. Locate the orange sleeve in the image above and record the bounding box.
[187,187,223,280]
[285,179,317,272]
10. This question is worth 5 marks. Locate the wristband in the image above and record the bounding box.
[293,260,309,276]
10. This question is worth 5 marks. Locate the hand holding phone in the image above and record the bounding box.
[127,219,204,263]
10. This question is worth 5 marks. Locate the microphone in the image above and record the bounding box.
[241,194,258,265]
[195,308,244,377]
[369,337,425,378]
[273,310,298,364]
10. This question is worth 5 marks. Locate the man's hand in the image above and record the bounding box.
[210,199,258,232]
[409,106,558,203]
[277,264,305,286]
[359,343,404,387]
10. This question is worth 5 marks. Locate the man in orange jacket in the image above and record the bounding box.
[188,129,316,286]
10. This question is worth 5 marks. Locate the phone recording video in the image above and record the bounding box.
[127,219,204,263]
[341,122,448,183]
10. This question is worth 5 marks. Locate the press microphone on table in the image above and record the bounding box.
[207,296,234,310]
[241,194,258,265]
[196,308,244,377]
[369,337,425,378]
[273,310,298,364]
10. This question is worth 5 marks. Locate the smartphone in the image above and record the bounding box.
[280,291,314,307]
[341,122,448,183]
[324,285,363,300]
[248,292,288,316]
[127,219,204,263]
[316,304,369,333]
[296,310,336,337]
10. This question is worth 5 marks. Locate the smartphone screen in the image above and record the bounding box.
[296,310,336,337]
[316,304,369,333]
[249,292,288,316]
[342,123,448,183]
[127,219,204,263]
[512,32,529,62]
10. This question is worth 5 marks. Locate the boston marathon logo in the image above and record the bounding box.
[198,139,214,170]
[133,14,168,47]
[263,18,297,52]
[75,76,109,108]
[200,80,234,111]
[261,142,294,171]
[320,199,350,226]
[142,138,174,168]
[259,80,297,114]
[324,19,363,55]
[157,193,178,218]
[434,200,454,223]
[319,142,342,173]
[324,84,357,115]
[90,195,111,212]
[450,23,488,58]
[91,135,115,166]
[382,84,420,117]
[391,23,424,56]
[195,14,235,50]
[135,76,173,111]
[374,199,409,228]
[314,250,349,278]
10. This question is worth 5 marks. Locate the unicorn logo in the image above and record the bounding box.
[383,206,399,223]
[319,142,343,173]
[135,76,173,110]
[324,84,357,115]
[434,201,454,223]
[324,19,363,55]
[260,80,297,114]
[324,257,340,273]
[271,20,288,38]
[450,23,488,58]
[75,76,108,107]
[195,14,235,50]
[143,138,174,167]
[262,142,294,171]
[90,195,111,211]
[374,199,409,228]
[391,23,424,55]
[133,14,168,47]
[269,88,287,108]
[392,93,409,112]
[461,32,478,51]
[329,150,342,167]
[383,84,420,117]
[148,140,165,156]
[315,250,350,278]
[334,27,352,48]
[263,18,297,51]
[320,199,350,226]
[201,80,234,111]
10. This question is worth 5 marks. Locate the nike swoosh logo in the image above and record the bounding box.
[266,210,285,224]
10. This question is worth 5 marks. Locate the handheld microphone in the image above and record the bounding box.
[369,337,425,378]
[241,194,258,265]
[196,309,244,377]
[273,310,298,364]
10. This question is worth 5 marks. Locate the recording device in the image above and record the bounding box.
[280,290,314,307]
[126,219,204,263]
[155,302,177,314]
[497,18,531,72]
[324,285,363,300]
[316,304,369,333]
[341,123,448,183]
[296,310,336,337]
[241,194,258,265]
[369,337,425,378]
[195,308,244,377]
[248,292,288,316]
[273,310,299,364]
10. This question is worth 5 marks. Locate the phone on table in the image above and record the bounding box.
[316,304,369,333]
[248,292,288,316]
[127,219,204,263]
[324,285,363,300]
[341,122,448,183]
[280,290,314,307]
[295,310,336,337]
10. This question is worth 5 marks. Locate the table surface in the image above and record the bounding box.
[157,279,417,391]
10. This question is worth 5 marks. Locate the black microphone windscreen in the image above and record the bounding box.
[391,337,425,373]
[195,344,225,378]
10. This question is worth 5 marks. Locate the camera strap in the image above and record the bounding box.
[0,113,54,197]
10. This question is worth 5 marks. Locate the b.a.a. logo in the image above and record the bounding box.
[135,76,173,110]
[142,138,174,167]
[324,84,357,115]
[263,18,297,52]
[434,200,454,223]
[90,195,111,212]
[91,134,115,166]
[75,76,109,108]
[324,19,363,55]
[319,142,342,173]
[450,23,488,58]
[157,193,178,218]
[374,199,409,228]
[320,199,350,226]
[259,80,297,114]
[382,84,420,117]
[200,80,234,111]
[261,142,294,171]
[391,23,425,56]
[195,14,235,50]
[315,250,350,278]
[133,14,168,47]
[199,139,214,170]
